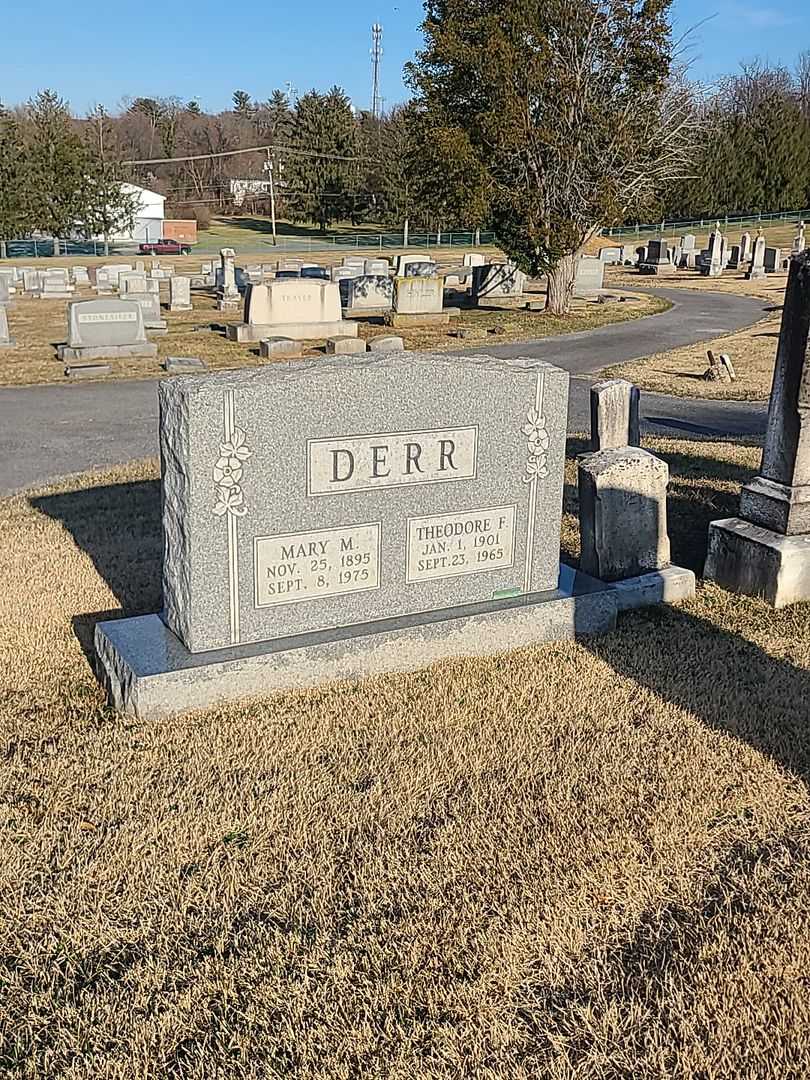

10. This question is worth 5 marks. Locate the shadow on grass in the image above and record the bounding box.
[31,439,810,788]
[210,217,387,241]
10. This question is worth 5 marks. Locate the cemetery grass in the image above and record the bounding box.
[2,437,810,1077]
[0,288,668,389]
[603,267,786,401]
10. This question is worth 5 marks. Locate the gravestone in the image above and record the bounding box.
[0,305,14,347]
[700,227,723,277]
[599,247,622,264]
[764,247,782,273]
[368,335,405,351]
[40,270,75,298]
[746,235,766,279]
[589,379,640,451]
[387,276,448,327]
[0,269,17,296]
[103,264,133,288]
[326,335,367,355]
[217,248,240,310]
[573,256,604,296]
[332,266,361,283]
[120,272,148,295]
[0,278,9,306]
[404,261,438,277]
[639,238,676,276]
[58,298,158,360]
[739,232,752,262]
[275,270,301,280]
[260,337,300,358]
[364,258,390,275]
[345,275,394,313]
[94,352,627,716]
[341,256,366,270]
[227,279,358,342]
[579,448,670,580]
[471,264,527,301]
[126,292,167,332]
[793,222,806,254]
[170,276,193,311]
[136,260,146,272]
[301,266,329,280]
[727,244,741,269]
[72,266,91,285]
[395,254,432,276]
[680,234,696,252]
[463,252,486,268]
[706,252,810,606]
[22,269,42,294]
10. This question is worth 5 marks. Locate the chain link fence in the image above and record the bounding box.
[605,209,810,240]
[0,230,497,260]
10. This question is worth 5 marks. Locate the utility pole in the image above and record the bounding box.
[371,24,383,121]
[264,149,277,245]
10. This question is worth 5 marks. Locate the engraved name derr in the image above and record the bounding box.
[307,427,477,495]
[254,522,381,607]
[406,505,517,583]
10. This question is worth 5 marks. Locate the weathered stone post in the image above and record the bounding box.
[217,248,240,311]
[589,378,640,451]
[706,251,810,606]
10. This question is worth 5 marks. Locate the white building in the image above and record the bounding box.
[106,183,166,242]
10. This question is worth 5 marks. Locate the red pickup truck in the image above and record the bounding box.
[138,239,192,255]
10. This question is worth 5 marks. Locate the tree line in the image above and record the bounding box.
[662,56,810,220]
[1,4,808,313]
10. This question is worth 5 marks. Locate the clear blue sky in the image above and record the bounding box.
[2,0,808,115]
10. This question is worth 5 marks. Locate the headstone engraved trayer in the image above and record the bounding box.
[58,298,158,360]
[158,354,570,653]
[227,279,358,342]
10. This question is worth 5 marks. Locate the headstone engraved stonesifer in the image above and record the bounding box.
[94,352,625,716]
[57,298,158,360]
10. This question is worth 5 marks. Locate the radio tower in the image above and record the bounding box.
[371,24,383,120]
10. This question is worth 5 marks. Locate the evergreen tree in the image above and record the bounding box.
[0,107,27,252]
[286,87,357,230]
[407,0,697,314]
[232,90,254,121]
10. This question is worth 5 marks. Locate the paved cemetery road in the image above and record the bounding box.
[0,287,768,496]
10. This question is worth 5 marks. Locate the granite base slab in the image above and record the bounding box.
[57,343,158,360]
[226,320,358,342]
[94,565,618,718]
[609,565,696,611]
[386,312,452,327]
[705,517,810,607]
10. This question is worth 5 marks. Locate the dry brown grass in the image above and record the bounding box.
[601,265,789,400]
[2,436,810,1077]
[0,283,667,389]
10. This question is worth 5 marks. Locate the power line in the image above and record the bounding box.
[123,142,377,166]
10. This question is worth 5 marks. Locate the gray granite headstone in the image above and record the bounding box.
[0,305,13,347]
[159,352,569,652]
[59,298,157,360]
[346,274,393,311]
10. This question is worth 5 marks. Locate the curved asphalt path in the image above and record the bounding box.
[0,287,769,496]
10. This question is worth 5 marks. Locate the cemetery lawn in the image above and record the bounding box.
[3,436,810,1076]
[603,267,786,401]
[0,287,668,388]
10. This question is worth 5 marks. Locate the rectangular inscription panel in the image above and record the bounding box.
[77,311,138,323]
[307,427,477,496]
[254,522,381,608]
[406,505,517,583]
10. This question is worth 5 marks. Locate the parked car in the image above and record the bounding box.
[138,238,192,255]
